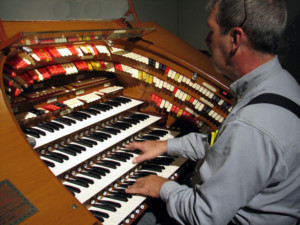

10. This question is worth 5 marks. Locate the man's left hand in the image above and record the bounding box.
[125,175,169,198]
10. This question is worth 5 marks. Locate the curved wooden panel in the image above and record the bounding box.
[0,55,99,225]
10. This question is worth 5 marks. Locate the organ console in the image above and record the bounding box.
[0,8,233,225]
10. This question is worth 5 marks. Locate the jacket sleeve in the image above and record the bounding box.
[167,132,210,161]
[160,120,279,225]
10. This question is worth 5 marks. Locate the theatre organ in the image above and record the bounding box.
[0,17,233,225]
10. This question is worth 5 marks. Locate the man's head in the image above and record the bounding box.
[206,0,287,54]
[205,0,287,78]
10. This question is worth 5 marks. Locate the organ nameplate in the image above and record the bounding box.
[0,179,38,225]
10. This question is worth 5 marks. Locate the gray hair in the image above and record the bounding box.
[206,0,287,54]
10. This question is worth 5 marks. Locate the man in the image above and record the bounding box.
[126,0,300,224]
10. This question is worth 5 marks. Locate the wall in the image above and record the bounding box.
[0,0,129,20]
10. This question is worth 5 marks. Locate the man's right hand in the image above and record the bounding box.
[126,140,168,164]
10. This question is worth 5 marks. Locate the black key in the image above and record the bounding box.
[131,173,155,179]
[74,176,94,184]
[98,200,121,208]
[66,114,83,121]
[135,171,157,176]
[67,178,89,188]
[87,134,104,142]
[60,117,77,125]
[111,97,126,104]
[49,121,64,129]
[88,133,107,142]
[42,159,55,168]
[109,124,126,131]
[110,192,129,199]
[109,100,122,106]
[64,146,81,154]
[94,216,104,223]
[113,122,131,129]
[93,132,111,140]
[56,147,77,156]
[45,121,63,130]
[141,164,165,172]
[118,183,130,189]
[129,114,148,121]
[43,122,59,130]
[82,108,100,115]
[96,161,116,169]
[114,152,133,159]
[149,129,169,136]
[92,103,112,111]
[108,154,127,162]
[117,151,134,157]
[53,118,72,126]
[30,127,46,136]
[104,101,120,107]
[141,135,160,141]
[118,122,132,128]
[112,97,131,103]
[64,184,81,193]
[131,173,151,179]
[87,168,107,176]
[91,166,110,174]
[111,122,132,130]
[68,144,86,152]
[101,127,120,135]
[148,129,168,137]
[42,154,63,163]
[74,139,94,148]
[90,210,109,218]
[106,193,128,202]
[80,171,101,179]
[111,189,132,198]
[51,152,69,160]
[121,118,139,125]
[36,124,54,132]
[93,203,116,212]
[81,138,97,146]
[101,160,121,166]
[23,128,40,138]
[73,111,91,119]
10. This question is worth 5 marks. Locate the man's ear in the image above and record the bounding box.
[229,27,243,56]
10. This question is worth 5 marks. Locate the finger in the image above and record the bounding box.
[126,182,143,194]
[125,185,137,194]
[126,142,141,150]
[132,153,151,164]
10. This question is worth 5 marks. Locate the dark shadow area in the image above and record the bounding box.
[278,12,300,84]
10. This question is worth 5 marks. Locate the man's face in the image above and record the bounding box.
[205,6,230,75]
